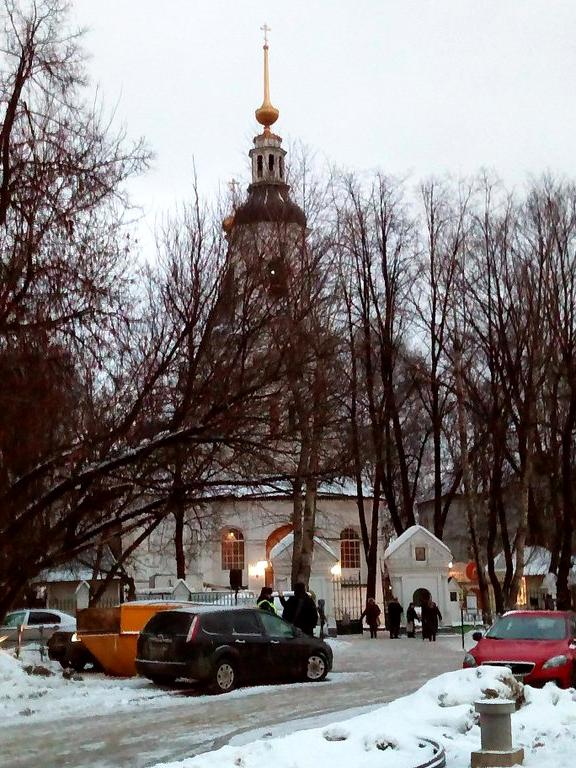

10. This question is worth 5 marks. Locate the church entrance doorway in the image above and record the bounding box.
[266,524,293,589]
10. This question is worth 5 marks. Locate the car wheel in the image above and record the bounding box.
[211,658,236,694]
[67,646,88,673]
[305,653,328,682]
[67,645,101,673]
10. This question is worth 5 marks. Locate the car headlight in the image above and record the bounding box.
[542,654,569,669]
[463,652,477,668]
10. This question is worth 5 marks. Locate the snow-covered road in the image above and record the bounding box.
[1,635,465,768]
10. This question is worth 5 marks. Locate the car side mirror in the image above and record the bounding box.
[472,631,483,642]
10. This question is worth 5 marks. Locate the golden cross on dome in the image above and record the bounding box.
[261,23,271,47]
[255,23,279,130]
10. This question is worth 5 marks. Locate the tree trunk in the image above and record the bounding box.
[365,491,380,600]
[291,475,305,588]
[556,392,576,609]
[507,427,534,608]
[296,476,317,587]
[174,506,186,581]
[454,338,491,622]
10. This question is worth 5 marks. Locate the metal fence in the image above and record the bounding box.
[332,574,364,632]
[189,591,256,606]
[49,596,118,614]
[47,591,258,614]
[134,590,256,606]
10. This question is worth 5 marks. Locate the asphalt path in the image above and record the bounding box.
[1,635,464,768]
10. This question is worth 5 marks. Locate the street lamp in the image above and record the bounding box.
[248,560,270,578]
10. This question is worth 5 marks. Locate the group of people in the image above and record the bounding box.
[256,582,318,636]
[360,595,443,640]
[256,584,443,641]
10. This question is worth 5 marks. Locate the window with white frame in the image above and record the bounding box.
[221,528,245,570]
[340,528,361,569]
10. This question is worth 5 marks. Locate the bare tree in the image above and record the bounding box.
[334,172,425,597]
[414,180,470,539]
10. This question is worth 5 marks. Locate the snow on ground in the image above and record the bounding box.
[150,667,576,768]
[0,634,469,727]
[0,647,171,721]
[0,640,364,725]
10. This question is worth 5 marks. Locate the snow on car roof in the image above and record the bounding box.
[165,604,257,614]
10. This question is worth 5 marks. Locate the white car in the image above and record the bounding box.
[0,609,76,646]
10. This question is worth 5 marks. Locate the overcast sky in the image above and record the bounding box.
[71,0,576,253]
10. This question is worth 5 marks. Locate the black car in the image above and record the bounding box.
[136,607,333,693]
[47,631,102,672]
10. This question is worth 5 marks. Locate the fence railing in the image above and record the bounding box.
[134,590,256,606]
[47,590,258,615]
[49,597,117,614]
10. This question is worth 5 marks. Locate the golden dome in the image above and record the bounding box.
[255,102,279,129]
[255,36,279,130]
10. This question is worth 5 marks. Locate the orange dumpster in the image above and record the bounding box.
[77,601,192,677]
[80,632,140,677]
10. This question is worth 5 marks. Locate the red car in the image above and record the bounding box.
[463,610,576,688]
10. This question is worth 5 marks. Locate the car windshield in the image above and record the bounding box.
[486,615,566,640]
[2,611,26,628]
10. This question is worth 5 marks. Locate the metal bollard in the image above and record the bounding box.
[39,625,45,662]
[471,700,523,768]
[15,623,24,659]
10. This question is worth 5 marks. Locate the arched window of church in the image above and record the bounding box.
[340,528,360,569]
[221,528,245,570]
[268,154,274,172]
[257,155,263,178]
[279,157,284,178]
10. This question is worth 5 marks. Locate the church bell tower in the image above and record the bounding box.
[223,26,307,295]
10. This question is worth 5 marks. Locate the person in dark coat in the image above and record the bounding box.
[317,598,327,639]
[360,597,382,638]
[387,596,403,638]
[256,587,277,614]
[406,602,417,638]
[421,599,442,641]
[282,582,318,636]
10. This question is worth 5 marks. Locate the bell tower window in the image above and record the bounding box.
[268,257,288,297]
[268,154,275,172]
[279,157,284,178]
[257,155,263,178]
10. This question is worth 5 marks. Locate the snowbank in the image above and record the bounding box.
[150,667,576,768]
[0,648,172,721]
[0,647,360,725]
[0,650,30,684]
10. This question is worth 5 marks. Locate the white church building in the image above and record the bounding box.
[49,38,462,632]
[128,485,389,625]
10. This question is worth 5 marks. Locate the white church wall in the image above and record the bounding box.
[126,494,387,610]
